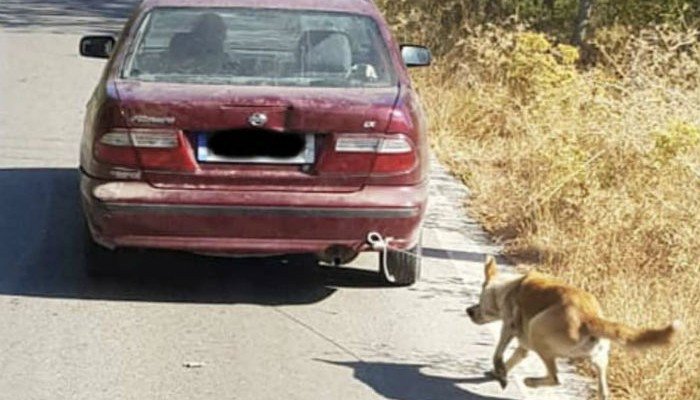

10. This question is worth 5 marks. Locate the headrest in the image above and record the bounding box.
[299,30,352,73]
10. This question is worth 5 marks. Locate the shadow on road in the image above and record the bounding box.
[0,0,140,32]
[0,168,386,304]
[422,248,507,265]
[318,359,515,400]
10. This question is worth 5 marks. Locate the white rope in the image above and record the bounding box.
[366,231,396,283]
[367,231,426,284]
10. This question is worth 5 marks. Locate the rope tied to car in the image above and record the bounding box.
[367,231,423,286]
[366,232,396,284]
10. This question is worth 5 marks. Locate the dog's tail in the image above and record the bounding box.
[584,317,680,348]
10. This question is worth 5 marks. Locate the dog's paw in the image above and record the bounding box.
[485,371,508,388]
[523,377,540,388]
[491,360,508,389]
[493,359,507,375]
[496,374,508,389]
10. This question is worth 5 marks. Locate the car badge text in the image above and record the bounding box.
[131,115,175,125]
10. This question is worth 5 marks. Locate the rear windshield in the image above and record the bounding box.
[122,8,397,88]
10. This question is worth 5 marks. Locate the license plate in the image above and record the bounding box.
[197,132,315,164]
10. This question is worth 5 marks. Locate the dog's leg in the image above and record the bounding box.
[590,339,611,400]
[492,326,515,389]
[523,353,559,388]
[505,346,529,372]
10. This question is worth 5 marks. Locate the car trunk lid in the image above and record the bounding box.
[115,81,399,192]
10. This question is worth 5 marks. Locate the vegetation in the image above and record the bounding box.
[376,1,700,399]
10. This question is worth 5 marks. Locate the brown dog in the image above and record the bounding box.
[466,256,679,400]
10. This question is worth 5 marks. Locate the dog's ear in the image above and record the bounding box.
[485,255,498,283]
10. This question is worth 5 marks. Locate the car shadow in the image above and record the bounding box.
[0,168,386,305]
[317,359,515,400]
[0,0,140,32]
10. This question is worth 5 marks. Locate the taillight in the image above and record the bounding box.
[131,131,179,148]
[377,138,413,154]
[94,129,195,171]
[99,132,132,147]
[335,137,382,153]
[94,130,140,167]
[335,135,417,175]
[99,129,179,148]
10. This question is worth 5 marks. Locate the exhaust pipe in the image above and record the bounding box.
[317,245,358,266]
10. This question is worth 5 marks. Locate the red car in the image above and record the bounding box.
[79,0,431,285]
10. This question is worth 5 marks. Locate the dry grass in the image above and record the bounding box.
[410,27,700,399]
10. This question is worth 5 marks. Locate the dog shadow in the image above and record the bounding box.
[317,359,516,400]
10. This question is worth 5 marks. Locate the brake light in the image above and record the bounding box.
[94,128,196,171]
[335,135,417,175]
[94,130,139,167]
[372,152,416,174]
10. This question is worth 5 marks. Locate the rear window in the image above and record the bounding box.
[122,7,397,88]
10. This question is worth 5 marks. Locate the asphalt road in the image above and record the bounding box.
[0,3,588,399]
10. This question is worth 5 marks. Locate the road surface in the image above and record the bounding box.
[0,2,588,399]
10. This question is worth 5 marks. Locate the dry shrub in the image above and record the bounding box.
[594,25,700,88]
[377,0,474,55]
[416,27,700,399]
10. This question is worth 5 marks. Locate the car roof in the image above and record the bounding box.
[139,0,382,16]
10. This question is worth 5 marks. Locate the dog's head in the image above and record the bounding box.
[466,256,503,325]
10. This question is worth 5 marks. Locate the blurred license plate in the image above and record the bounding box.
[197,132,315,164]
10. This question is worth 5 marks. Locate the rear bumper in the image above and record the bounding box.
[80,173,427,255]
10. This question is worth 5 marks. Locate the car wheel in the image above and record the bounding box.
[379,238,422,287]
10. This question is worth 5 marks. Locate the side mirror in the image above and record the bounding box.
[80,36,116,59]
[400,45,432,67]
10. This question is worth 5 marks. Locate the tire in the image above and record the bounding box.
[379,238,422,287]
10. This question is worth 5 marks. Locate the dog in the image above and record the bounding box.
[466,256,679,400]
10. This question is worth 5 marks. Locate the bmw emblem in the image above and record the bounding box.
[248,112,268,127]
